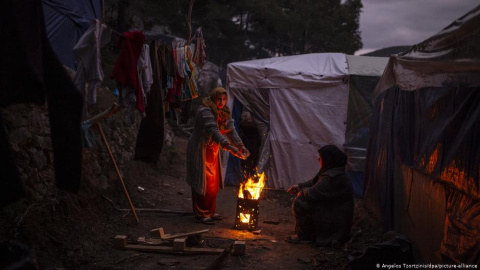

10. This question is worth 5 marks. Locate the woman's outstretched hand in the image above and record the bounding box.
[224,143,247,160]
[287,185,300,195]
[239,146,250,159]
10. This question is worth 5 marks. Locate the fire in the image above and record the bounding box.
[240,213,250,223]
[238,171,266,200]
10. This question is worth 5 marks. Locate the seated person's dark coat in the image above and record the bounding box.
[293,145,354,246]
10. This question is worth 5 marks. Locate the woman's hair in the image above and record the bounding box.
[318,145,347,170]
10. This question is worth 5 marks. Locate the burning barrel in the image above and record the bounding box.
[234,171,265,231]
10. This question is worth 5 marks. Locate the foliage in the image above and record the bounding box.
[122,0,363,67]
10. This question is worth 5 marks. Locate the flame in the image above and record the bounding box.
[240,213,250,223]
[238,170,266,200]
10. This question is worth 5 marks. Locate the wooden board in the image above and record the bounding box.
[150,227,210,240]
[123,244,224,254]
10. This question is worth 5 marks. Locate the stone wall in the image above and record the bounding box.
[1,86,174,203]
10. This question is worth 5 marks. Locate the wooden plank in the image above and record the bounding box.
[150,227,210,240]
[150,228,166,239]
[137,237,169,246]
[123,244,224,254]
[162,229,210,240]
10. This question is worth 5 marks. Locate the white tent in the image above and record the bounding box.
[225,53,388,190]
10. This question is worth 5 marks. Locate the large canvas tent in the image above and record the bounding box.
[364,5,480,263]
[224,53,388,196]
[42,0,103,69]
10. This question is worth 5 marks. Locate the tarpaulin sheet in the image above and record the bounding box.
[228,53,348,89]
[442,187,480,264]
[268,84,349,190]
[227,53,350,190]
[226,53,389,190]
[42,0,102,69]
[364,4,480,262]
[344,75,380,173]
[365,84,480,222]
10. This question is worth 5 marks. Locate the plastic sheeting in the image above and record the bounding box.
[268,84,349,189]
[42,0,102,69]
[228,53,348,89]
[226,53,389,190]
[346,55,389,77]
[344,75,379,172]
[227,53,350,190]
[443,187,480,264]
[364,3,480,263]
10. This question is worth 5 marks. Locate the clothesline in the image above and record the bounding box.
[104,21,200,48]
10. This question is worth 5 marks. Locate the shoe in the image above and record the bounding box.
[212,213,223,220]
[197,217,215,225]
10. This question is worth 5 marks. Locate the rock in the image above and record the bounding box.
[91,175,109,190]
[9,127,33,149]
[33,135,52,150]
[14,150,31,168]
[24,167,39,183]
[28,148,47,169]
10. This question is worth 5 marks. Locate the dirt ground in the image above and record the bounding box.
[1,133,384,270]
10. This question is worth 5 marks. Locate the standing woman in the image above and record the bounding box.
[186,87,250,224]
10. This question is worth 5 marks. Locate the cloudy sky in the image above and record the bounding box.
[355,0,479,55]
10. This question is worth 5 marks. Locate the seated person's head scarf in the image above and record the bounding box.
[318,145,347,172]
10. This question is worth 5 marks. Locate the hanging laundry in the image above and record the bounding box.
[134,40,166,163]
[1,0,84,206]
[176,45,186,79]
[179,45,199,101]
[170,48,185,102]
[110,31,146,113]
[164,44,177,105]
[73,19,111,119]
[185,45,199,99]
[138,43,153,101]
[181,59,194,101]
[193,27,206,68]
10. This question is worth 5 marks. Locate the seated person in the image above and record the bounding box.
[286,145,354,247]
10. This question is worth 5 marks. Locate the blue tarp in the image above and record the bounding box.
[225,98,244,186]
[42,0,102,69]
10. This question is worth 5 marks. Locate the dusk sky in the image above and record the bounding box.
[355,0,479,55]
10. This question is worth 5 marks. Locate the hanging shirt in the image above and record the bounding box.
[138,43,153,98]
[110,31,146,113]
[73,19,111,118]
